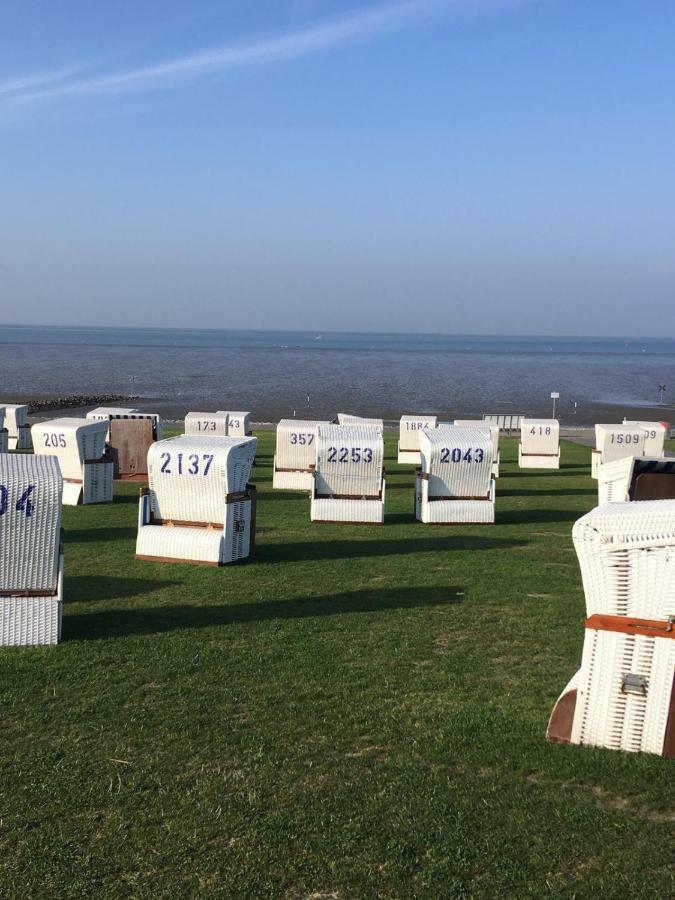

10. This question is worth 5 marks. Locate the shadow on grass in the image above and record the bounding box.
[499,488,597,497]
[66,575,178,603]
[66,585,466,640]
[256,535,525,563]
[65,526,137,543]
[498,509,579,525]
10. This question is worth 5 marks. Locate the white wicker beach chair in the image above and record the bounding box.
[336,413,384,429]
[311,424,385,524]
[273,419,327,490]
[184,411,229,437]
[518,418,560,469]
[454,420,501,478]
[416,426,495,524]
[0,454,63,645]
[136,435,257,565]
[397,415,437,465]
[547,501,675,756]
[591,424,645,479]
[221,412,252,437]
[597,456,675,505]
[4,404,33,451]
[0,406,8,454]
[622,420,668,458]
[32,418,113,506]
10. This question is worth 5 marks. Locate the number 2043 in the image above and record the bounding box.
[439,447,485,463]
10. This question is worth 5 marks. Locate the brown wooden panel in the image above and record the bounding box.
[631,472,675,501]
[109,419,154,477]
[547,689,577,744]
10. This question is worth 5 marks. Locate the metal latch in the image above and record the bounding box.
[621,673,648,696]
[667,615,675,633]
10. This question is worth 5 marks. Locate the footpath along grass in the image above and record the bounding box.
[0,434,673,899]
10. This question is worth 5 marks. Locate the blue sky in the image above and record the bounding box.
[1,0,674,335]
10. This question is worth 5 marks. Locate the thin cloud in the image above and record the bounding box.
[3,0,523,107]
[0,66,85,98]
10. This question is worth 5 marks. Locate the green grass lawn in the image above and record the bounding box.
[1,434,673,899]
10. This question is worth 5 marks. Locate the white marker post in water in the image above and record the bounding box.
[551,391,560,418]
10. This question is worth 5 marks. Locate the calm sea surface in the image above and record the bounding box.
[1,326,673,422]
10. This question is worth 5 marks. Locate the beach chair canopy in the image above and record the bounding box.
[32,418,108,480]
[420,426,493,498]
[275,420,325,471]
[399,415,437,452]
[0,454,62,593]
[147,435,257,525]
[520,418,559,455]
[221,412,251,436]
[336,413,384,429]
[622,420,667,457]
[184,411,229,437]
[3,404,29,435]
[595,424,645,464]
[454,420,500,458]
[314,424,384,497]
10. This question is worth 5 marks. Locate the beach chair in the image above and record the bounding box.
[622,420,668,458]
[0,454,63,645]
[397,415,437,464]
[311,424,385,524]
[273,419,327,490]
[184,411,229,437]
[86,406,140,440]
[416,426,495,524]
[99,412,164,479]
[136,435,257,565]
[597,456,675,505]
[222,412,252,437]
[4,404,33,451]
[336,413,384,429]
[547,501,675,756]
[591,424,645,479]
[518,418,560,469]
[0,406,8,454]
[32,418,114,505]
[454,420,501,478]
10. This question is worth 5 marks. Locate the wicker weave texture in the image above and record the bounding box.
[274,420,326,474]
[0,455,62,592]
[314,425,384,498]
[136,499,252,563]
[517,446,560,469]
[336,414,384,429]
[272,466,314,491]
[398,416,437,452]
[147,435,257,524]
[0,558,63,646]
[184,412,229,437]
[310,493,385,523]
[415,472,495,523]
[420,427,493,499]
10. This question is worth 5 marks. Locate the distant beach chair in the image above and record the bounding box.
[597,456,675,504]
[88,410,163,479]
[0,406,8,454]
[416,426,495,524]
[0,454,63,645]
[32,418,114,505]
[311,424,385,524]
[518,418,560,469]
[454,420,501,478]
[547,500,675,756]
[184,411,229,437]
[273,419,327,490]
[592,424,645,479]
[86,406,140,440]
[136,435,257,565]
[397,415,437,465]
[483,414,522,433]
[336,413,384,429]
[4,404,33,451]
[622,420,668,458]
[222,412,252,437]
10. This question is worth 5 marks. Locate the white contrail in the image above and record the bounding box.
[2,0,525,106]
[0,66,84,98]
